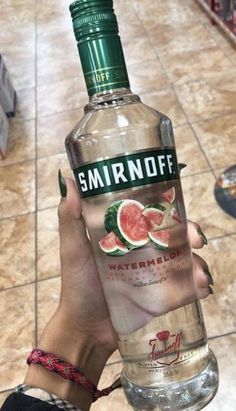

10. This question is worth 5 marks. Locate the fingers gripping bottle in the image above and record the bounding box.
[66,1,219,409]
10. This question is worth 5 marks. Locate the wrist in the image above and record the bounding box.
[25,309,111,410]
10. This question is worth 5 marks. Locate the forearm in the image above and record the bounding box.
[24,309,111,411]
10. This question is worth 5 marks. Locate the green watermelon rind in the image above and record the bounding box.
[99,231,129,256]
[104,201,136,249]
[104,201,122,233]
[100,246,129,256]
[104,200,150,250]
[143,203,166,212]
[117,199,151,249]
[148,231,169,250]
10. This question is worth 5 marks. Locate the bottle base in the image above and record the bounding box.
[122,350,219,411]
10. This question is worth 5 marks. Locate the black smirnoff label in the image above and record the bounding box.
[74,148,179,199]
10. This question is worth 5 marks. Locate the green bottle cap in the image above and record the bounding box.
[70,0,118,41]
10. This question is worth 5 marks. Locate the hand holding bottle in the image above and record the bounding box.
[57,174,212,344]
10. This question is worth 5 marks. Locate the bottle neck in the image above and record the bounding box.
[77,33,130,97]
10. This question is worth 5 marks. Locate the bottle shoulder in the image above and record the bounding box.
[65,100,171,144]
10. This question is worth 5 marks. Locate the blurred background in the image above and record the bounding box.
[0,0,236,410]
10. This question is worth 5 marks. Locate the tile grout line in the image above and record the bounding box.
[131,2,236,181]
[2,231,236,293]
[0,274,61,294]
[0,227,235,294]
[34,0,39,348]
[202,20,236,66]
[208,330,236,340]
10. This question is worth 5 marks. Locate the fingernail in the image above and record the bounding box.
[208,286,214,295]
[178,163,187,174]
[197,227,208,245]
[58,169,67,198]
[204,269,214,286]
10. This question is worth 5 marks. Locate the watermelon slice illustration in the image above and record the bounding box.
[162,186,175,204]
[170,207,181,223]
[99,232,129,256]
[105,199,153,249]
[142,204,166,228]
[148,229,170,250]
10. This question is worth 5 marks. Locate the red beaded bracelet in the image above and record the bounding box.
[27,348,121,402]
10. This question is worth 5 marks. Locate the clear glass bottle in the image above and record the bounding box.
[65,1,219,409]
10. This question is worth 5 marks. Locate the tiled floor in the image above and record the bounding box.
[0,0,236,409]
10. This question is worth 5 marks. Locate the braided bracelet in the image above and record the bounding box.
[27,348,121,402]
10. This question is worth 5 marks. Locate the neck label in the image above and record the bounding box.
[79,36,130,96]
[74,148,179,199]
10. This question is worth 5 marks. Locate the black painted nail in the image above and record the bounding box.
[197,227,208,245]
[178,163,187,174]
[204,269,214,286]
[208,286,214,295]
[58,169,67,198]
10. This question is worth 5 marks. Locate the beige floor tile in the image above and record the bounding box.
[0,23,34,45]
[197,235,236,337]
[0,284,35,390]
[192,113,236,170]
[119,20,146,43]
[0,161,35,219]
[0,391,12,407]
[0,2,34,25]
[0,214,35,290]
[37,277,61,338]
[128,60,169,95]
[37,109,82,158]
[116,4,146,41]
[203,22,236,58]
[107,349,122,365]
[1,39,35,67]
[182,172,236,239]
[141,89,187,128]
[37,78,87,117]
[36,0,71,23]
[91,363,131,411]
[133,0,208,28]
[123,36,156,66]
[175,74,236,123]
[148,23,216,57]
[15,88,36,121]
[174,125,209,176]
[160,46,233,86]
[37,28,76,61]
[37,208,60,281]
[207,334,236,410]
[9,62,35,91]
[37,153,72,210]
[37,12,72,37]
[37,54,81,86]
[0,119,35,166]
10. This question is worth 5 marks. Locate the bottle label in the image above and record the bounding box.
[74,148,179,198]
[73,148,196,336]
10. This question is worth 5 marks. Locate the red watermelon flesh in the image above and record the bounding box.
[170,207,181,223]
[148,229,170,249]
[100,232,126,250]
[142,207,165,226]
[162,187,175,204]
[118,200,153,246]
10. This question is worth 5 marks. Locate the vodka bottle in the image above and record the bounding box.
[66,1,219,409]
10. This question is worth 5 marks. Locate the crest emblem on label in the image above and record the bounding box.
[147,330,183,366]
